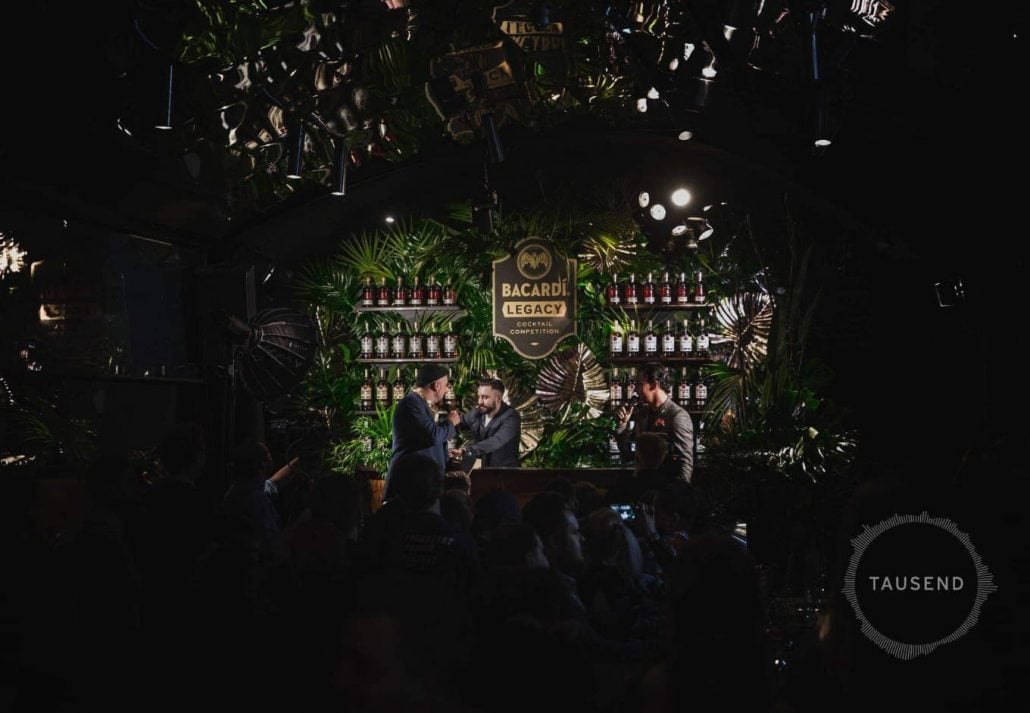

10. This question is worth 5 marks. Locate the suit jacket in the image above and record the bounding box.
[385,392,455,499]
[459,403,521,469]
[616,396,694,483]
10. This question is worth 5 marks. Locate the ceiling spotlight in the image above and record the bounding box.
[668,58,679,71]
[684,42,696,60]
[637,191,650,208]
[385,215,395,224]
[689,217,714,239]
[814,138,832,147]
[671,188,691,207]
[671,223,688,236]
[647,87,660,100]
[331,143,348,196]
[636,98,648,113]
[701,60,717,78]
[649,204,667,220]
[678,130,694,141]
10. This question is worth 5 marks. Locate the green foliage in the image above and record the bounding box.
[524,402,611,468]
[327,404,395,477]
[1,394,97,468]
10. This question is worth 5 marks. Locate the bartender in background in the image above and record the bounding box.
[615,363,694,483]
[449,378,522,471]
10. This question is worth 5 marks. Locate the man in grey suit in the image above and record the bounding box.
[616,363,694,483]
[449,378,522,470]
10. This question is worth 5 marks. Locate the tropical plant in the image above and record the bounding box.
[326,404,396,476]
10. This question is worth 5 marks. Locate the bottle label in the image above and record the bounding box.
[680,336,693,353]
[660,290,672,304]
[408,337,423,356]
[444,335,457,354]
[427,335,440,354]
[427,294,439,306]
[626,293,638,305]
[410,294,423,306]
[643,287,655,304]
[608,289,621,305]
[443,291,456,306]
[662,334,676,353]
[392,335,406,354]
[695,384,707,401]
[698,335,710,350]
[360,335,373,354]
[392,385,405,400]
[678,384,690,403]
[627,335,640,353]
[376,385,389,401]
[377,293,390,306]
[644,335,657,353]
[610,334,624,353]
[376,336,390,355]
[360,385,373,400]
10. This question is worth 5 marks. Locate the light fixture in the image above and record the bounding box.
[647,87,660,100]
[636,98,648,113]
[701,59,717,78]
[684,42,696,60]
[385,215,395,224]
[671,188,691,207]
[668,58,679,71]
[331,143,348,196]
[155,63,174,130]
[637,191,650,208]
[671,223,688,236]
[689,217,714,239]
[0,233,27,278]
[286,119,305,180]
[649,204,666,220]
[814,138,832,147]
[678,130,694,141]
[483,112,504,164]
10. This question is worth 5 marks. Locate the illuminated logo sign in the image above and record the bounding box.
[493,238,576,359]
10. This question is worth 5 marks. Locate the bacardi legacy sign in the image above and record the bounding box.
[492,238,577,359]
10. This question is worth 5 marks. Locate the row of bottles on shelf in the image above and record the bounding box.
[359,321,459,360]
[360,275,458,308]
[605,271,707,307]
[359,367,459,410]
[610,318,711,358]
[609,367,709,411]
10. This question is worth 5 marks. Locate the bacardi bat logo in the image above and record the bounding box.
[516,244,551,278]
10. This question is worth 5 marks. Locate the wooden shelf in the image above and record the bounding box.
[354,305,466,322]
[605,356,718,365]
[606,303,713,315]
[357,358,458,364]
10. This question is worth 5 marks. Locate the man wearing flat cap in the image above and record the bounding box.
[384,363,461,501]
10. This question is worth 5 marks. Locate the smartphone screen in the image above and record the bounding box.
[611,504,634,522]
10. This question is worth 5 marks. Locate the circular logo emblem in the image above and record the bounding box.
[516,244,551,279]
[842,512,996,660]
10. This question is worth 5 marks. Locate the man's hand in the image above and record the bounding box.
[447,410,461,426]
[616,403,633,427]
[448,447,464,460]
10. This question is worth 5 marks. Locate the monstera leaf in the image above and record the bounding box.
[714,291,773,371]
[535,344,609,418]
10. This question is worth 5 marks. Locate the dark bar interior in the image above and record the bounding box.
[0,2,1024,711]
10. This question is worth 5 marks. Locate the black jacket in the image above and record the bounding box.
[459,403,522,469]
